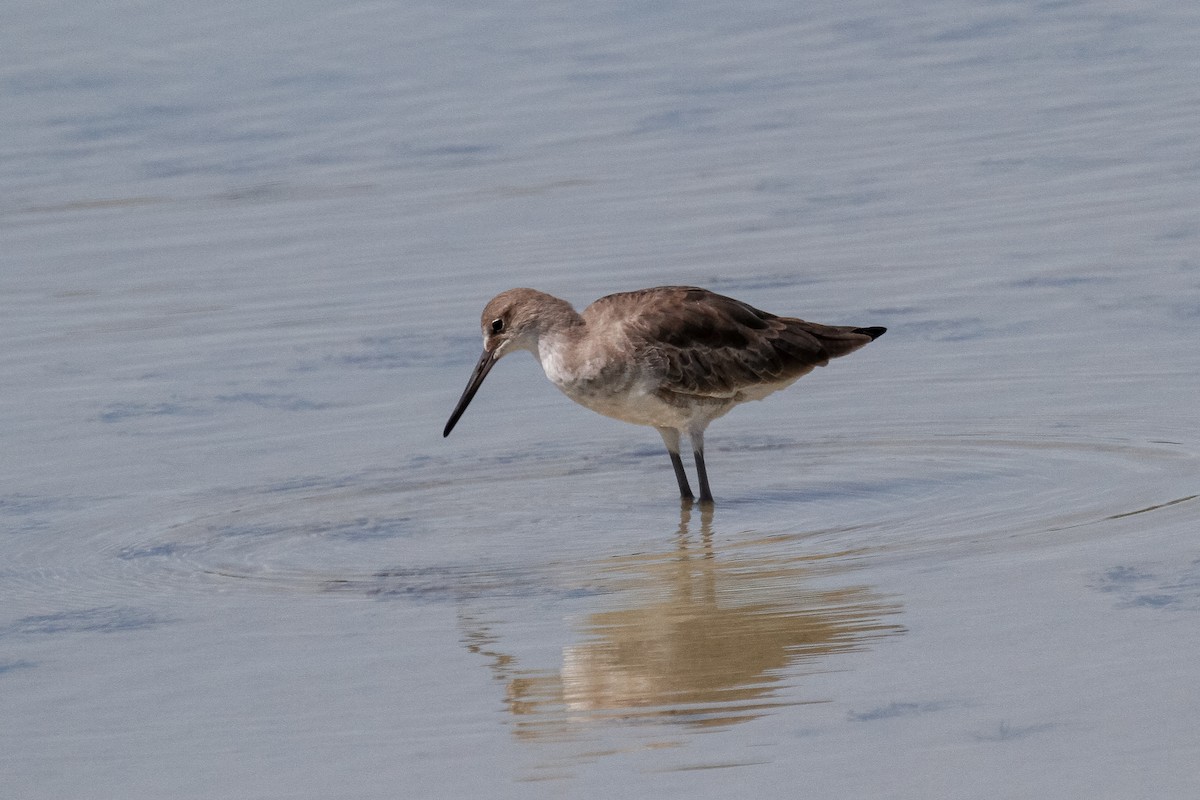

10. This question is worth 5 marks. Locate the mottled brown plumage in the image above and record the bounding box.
[444,286,884,503]
[600,286,881,400]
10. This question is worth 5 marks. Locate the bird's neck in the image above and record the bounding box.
[531,303,588,386]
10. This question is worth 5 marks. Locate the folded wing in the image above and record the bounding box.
[602,287,882,400]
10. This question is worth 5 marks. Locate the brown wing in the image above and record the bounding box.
[594,287,883,399]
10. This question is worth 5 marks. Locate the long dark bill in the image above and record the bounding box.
[443,349,497,437]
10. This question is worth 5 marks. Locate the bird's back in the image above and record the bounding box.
[585,286,884,401]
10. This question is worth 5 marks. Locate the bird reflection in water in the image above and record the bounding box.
[461,504,904,741]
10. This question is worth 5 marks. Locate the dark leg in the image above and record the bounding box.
[691,429,714,504]
[670,451,695,500]
[693,448,713,504]
[657,427,694,500]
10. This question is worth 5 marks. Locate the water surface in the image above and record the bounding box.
[3,1,1200,797]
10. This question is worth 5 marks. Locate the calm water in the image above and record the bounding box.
[4,1,1200,797]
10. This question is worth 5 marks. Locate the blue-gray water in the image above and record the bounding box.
[4,1,1200,797]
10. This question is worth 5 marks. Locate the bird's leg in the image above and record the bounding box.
[672,451,697,501]
[657,427,694,500]
[693,451,713,504]
[690,429,714,504]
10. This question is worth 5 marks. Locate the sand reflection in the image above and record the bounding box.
[463,504,904,739]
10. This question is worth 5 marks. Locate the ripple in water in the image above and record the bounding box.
[4,433,1192,609]
[49,432,1191,602]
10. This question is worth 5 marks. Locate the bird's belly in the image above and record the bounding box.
[560,382,731,430]
[570,387,672,427]
[540,344,733,430]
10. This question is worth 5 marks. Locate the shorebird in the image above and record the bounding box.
[443,286,885,503]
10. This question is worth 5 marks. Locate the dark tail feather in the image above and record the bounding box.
[853,326,886,340]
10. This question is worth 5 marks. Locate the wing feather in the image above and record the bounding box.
[588,287,880,400]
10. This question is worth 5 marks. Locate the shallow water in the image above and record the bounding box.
[4,0,1200,797]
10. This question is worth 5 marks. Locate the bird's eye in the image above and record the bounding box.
[491,318,504,333]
